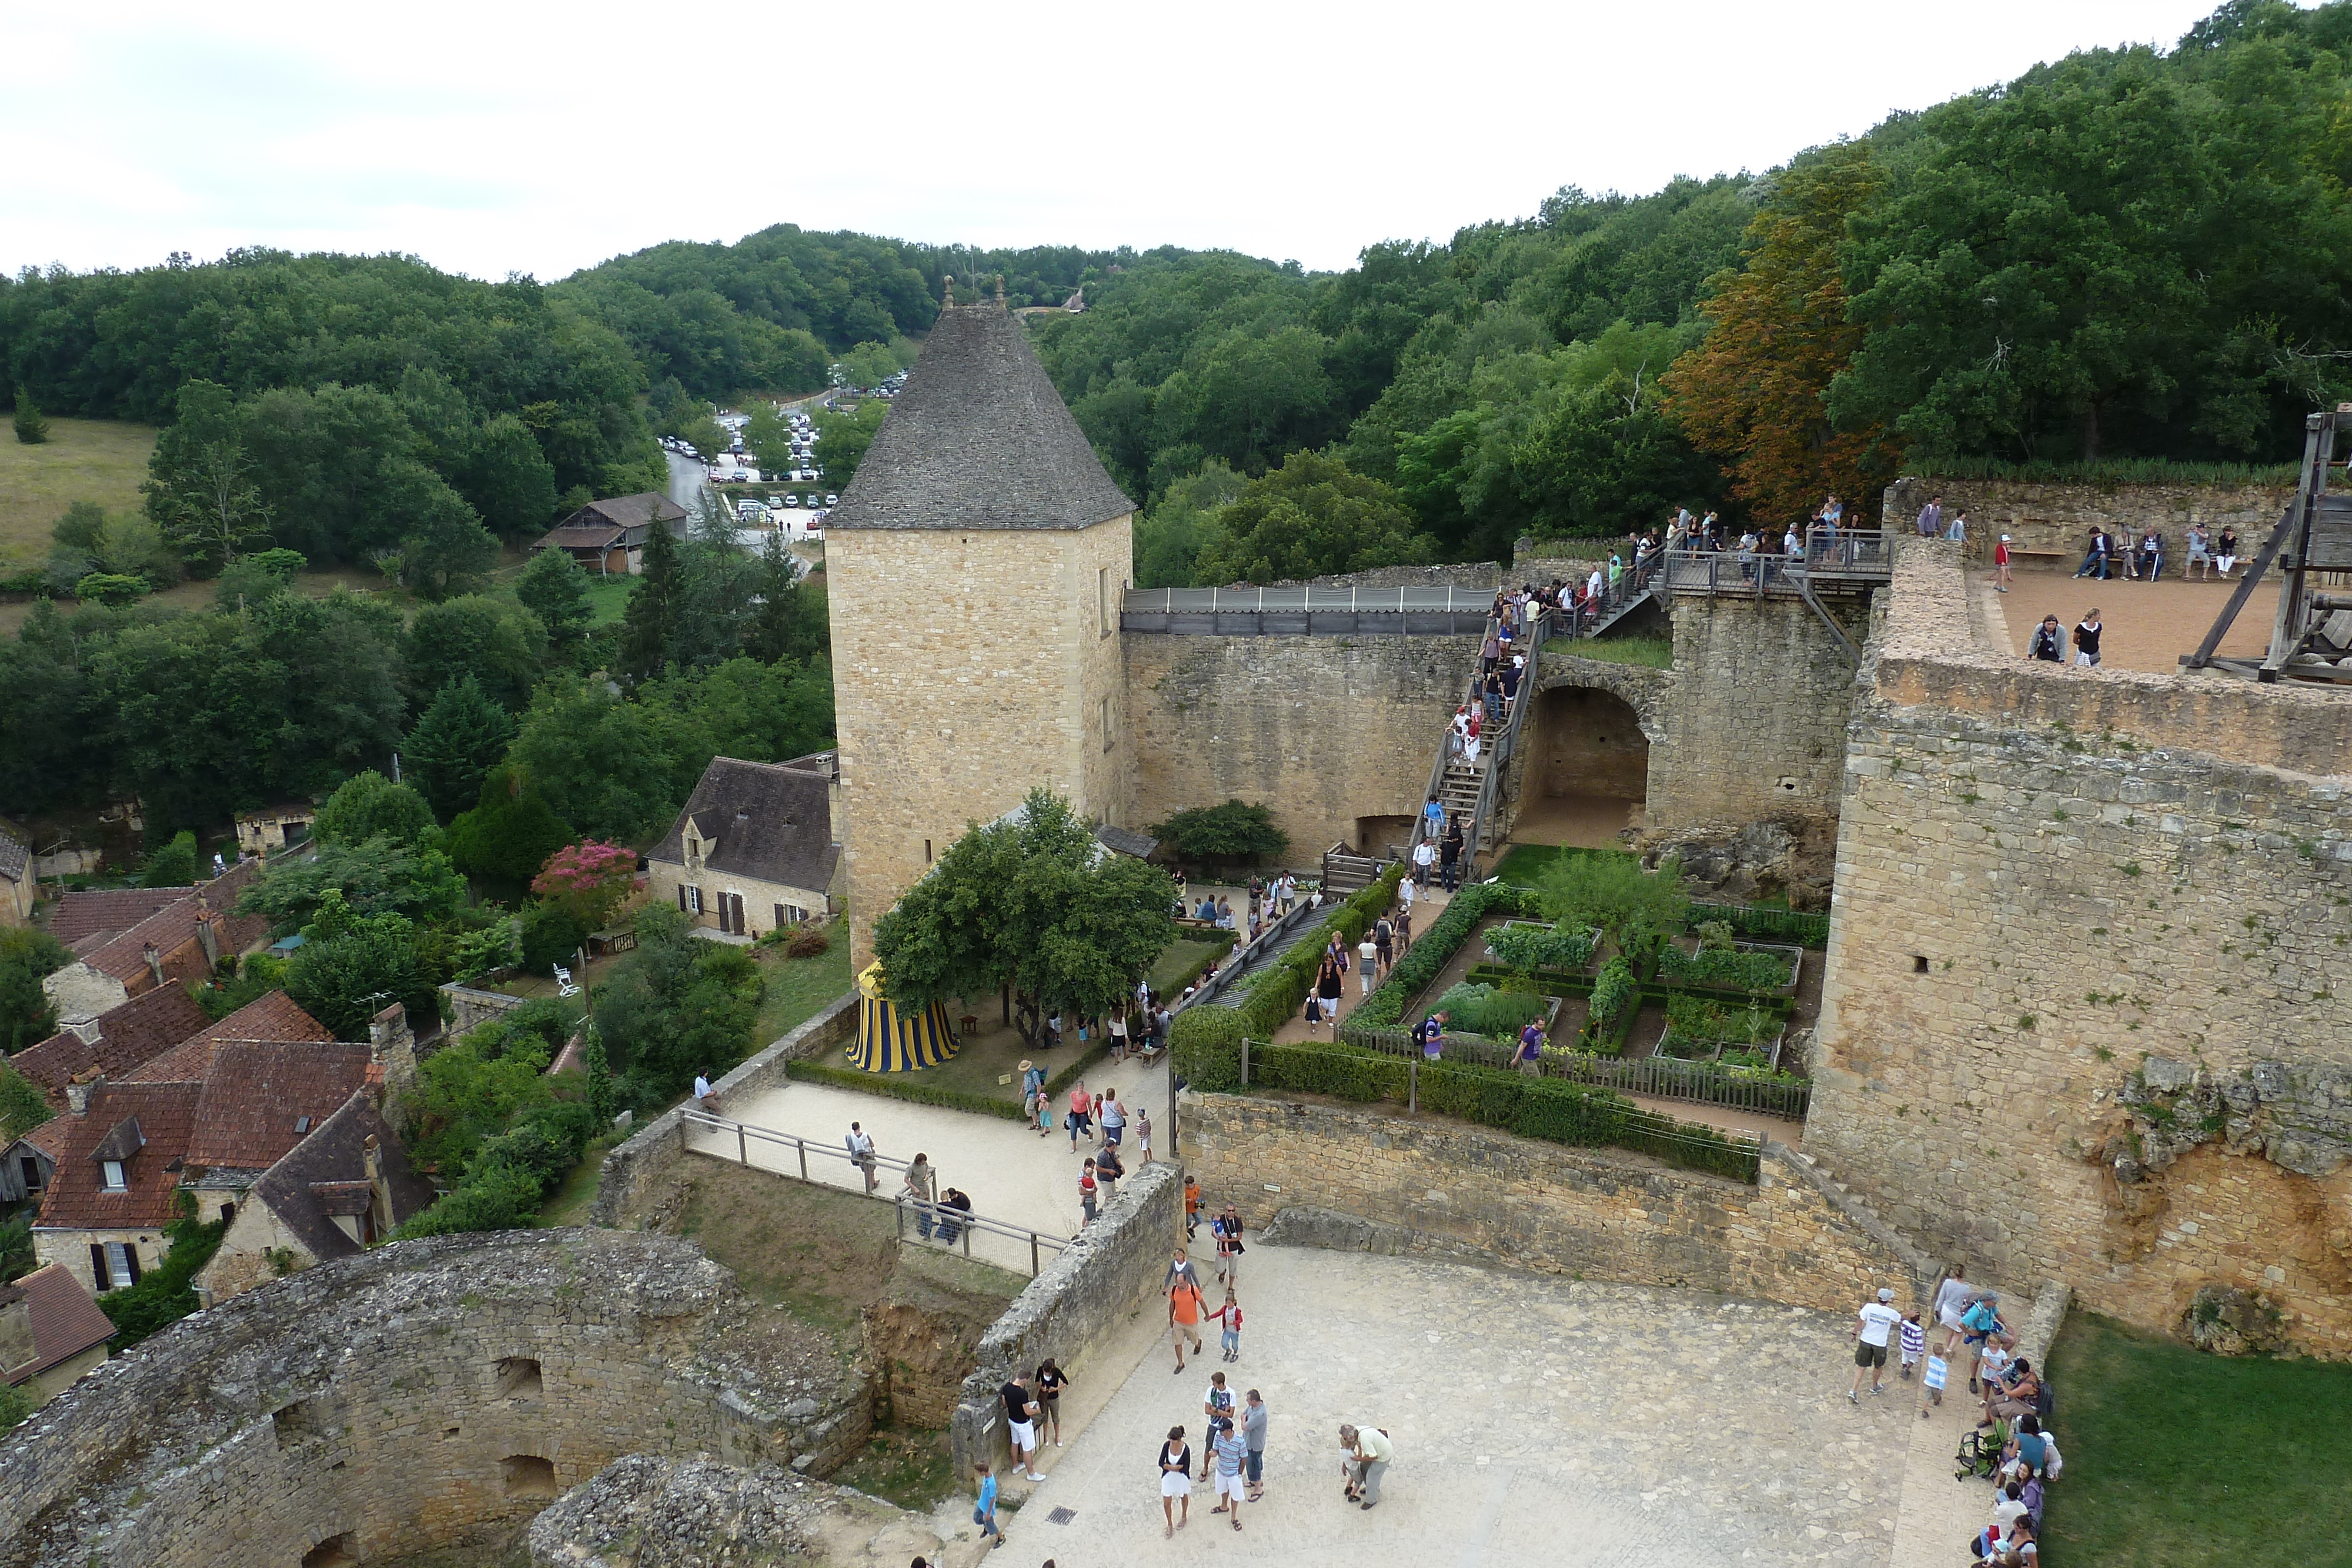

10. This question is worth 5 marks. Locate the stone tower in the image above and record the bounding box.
[824,297,1137,965]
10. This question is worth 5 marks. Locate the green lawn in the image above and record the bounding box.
[582,575,633,626]
[1147,935,1231,995]
[0,415,157,570]
[1551,633,1673,669]
[2043,1311,2352,1567]
[1489,842,1628,887]
[751,935,855,1045]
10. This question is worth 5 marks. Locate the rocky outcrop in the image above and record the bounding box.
[525,1455,948,1567]
[2183,1284,2291,1356]
[1635,812,1837,911]
[2106,1057,2352,1183]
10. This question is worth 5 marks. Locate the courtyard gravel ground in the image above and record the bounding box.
[975,1245,1947,1568]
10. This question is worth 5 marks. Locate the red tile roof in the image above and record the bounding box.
[0,1263,113,1385]
[183,1042,372,1172]
[45,886,195,947]
[126,991,335,1084]
[9,986,212,1103]
[32,1081,202,1231]
[78,860,269,984]
[15,1118,72,1161]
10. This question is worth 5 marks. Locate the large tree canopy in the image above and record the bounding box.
[872,790,1174,1039]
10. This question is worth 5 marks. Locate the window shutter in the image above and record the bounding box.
[730,893,744,933]
[677,884,687,912]
[774,903,787,930]
[125,1246,142,1286]
[91,1243,107,1289]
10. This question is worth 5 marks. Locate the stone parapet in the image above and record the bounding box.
[1882,474,2293,561]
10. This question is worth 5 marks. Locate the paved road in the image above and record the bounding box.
[978,1246,1925,1567]
[664,449,707,513]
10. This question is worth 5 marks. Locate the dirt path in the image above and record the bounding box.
[1267,882,1452,1044]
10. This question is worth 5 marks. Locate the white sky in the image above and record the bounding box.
[0,0,2257,282]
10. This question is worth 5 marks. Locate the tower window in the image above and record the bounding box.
[1099,565,1114,636]
[1101,696,1114,751]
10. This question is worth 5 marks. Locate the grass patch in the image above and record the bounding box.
[1556,634,1673,669]
[0,416,157,568]
[581,574,634,626]
[535,1131,621,1227]
[1489,842,1627,887]
[2043,1310,2352,1568]
[751,934,854,1045]
[834,1425,956,1510]
[1147,934,1232,995]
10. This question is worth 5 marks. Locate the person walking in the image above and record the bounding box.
[1065,1081,1092,1151]
[1993,535,2013,592]
[1213,1205,1244,1288]
[1514,1018,1544,1078]
[2072,610,2103,669]
[1441,816,1465,892]
[1100,1087,1125,1148]
[1420,1009,1446,1062]
[1213,1286,1244,1361]
[1136,1106,1154,1164]
[1158,1427,1193,1537]
[1020,1061,1047,1136]
[1413,834,1436,886]
[2027,616,2065,662]
[1945,509,1970,546]
[1372,913,1395,978]
[1078,1157,1098,1225]
[903,1152,937,1241]
[973,1462,1003,1549]
[1242,1389,1268,1501]
[845,1121,878,1193]
[1001,1372,1044,1480]
[1169,1263,1207,1372]
[1315,958,1344,1037]
[1398,868,1418,921]
[1201,1370,1237,1476]
[1209,1417,1248,1530]
[1034,1357,1068,1447]
[1108,1007,1130,1062]
[1916,495,1944,539]
[1339,1423,1392,1510]
[1849,1286,1904,1402]
[1357,930,1379,995]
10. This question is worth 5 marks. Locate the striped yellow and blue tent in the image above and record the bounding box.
[848,960,961,1072]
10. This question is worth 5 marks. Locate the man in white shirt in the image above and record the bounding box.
[1412,838,1435,885]
[1850,1286,1905,1402]
[1356,935,1379,994]
[845,1121,878,1192]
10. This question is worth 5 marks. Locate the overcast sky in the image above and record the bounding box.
[0,0,2257,282]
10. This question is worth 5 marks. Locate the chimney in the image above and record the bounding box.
[142,942,165,991]
[362,1133,382,1188]
[196,910,222,969]
[66,1072,103,1115]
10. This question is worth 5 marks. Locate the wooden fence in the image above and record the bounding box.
[1337,1019,1809,1120]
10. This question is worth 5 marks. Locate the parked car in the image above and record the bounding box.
[680,443,697,457]
[824,493,839,505]
[784,494,801,507]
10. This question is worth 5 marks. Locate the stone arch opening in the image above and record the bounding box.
[1531,686,1649,842]
[300,1534,357,1568]
[502,1454,559,1499]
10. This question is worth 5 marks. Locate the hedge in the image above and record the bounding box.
[1221,862,1407,1038]
[1354,881,1538,1028]
[1581,957,1639,1051]
[1177,1032,1760,1182]
[1461,964,1796,1018]
[787,1059,1025,1120]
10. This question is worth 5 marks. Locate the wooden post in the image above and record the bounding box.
[1030,1232,1040,1276]
[737,1122,747,1166]
[1408,1058,1418,1114]
[1241,1038,1250,1088]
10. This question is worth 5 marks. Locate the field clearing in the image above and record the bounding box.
[0,416,159,566]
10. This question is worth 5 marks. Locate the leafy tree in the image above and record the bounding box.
[617,511,684,681]
[213,546,306,610]
[239,836,467,930]
[530,840,638,929]
[507,678,680,843]
[0,1060,53,1145]
[404,675,517,823]
[284,905,437,1039]
[0,928,71,1045]
[1665,142,1887,523]
[873,789,1175,1044]
[141,379,269,571]
[11,389,48,444]
[96,1204,227,1349]
[637,654,834,772]
[811,399,888,490]
[402,594,549,714]
[836,340,901,391]
[743,404,800,476]
[387,458,500,600]
[402,1026,557,1172]
[516,546,595,653]
[520,899,592,974]
[592,904,761,1096]
[140,830,201,888]
[1191,451,1435,584]
[1534,850,1688,958]
[72,572,149,607]
[745,533,828,665]
[192,952,290,1021]
[390,1161,540,1238]
[48,504,179,592]
[455,413,560,539]
[1150,799,1289,864]
[312,769,436,848]
[444,765,575,897]
[1133,460,1244,589]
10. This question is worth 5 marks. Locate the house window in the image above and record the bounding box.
[97,1241,140,1289]
[684,885,704,916]
[101,1159,126,1191]
[18,1155,40,1192]
[1099,564,1114,636]
[220,1201,236,1227]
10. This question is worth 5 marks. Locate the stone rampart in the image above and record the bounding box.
[947,1162,1180,1479]
[1175,1093,1936,1313]
[1810,534,2352,1353]
[1882,475,2294,560]
[0,1229,868,1568]
[1648,596,1861,828]
[592,992,859,1230]
[1124,633,1476,857]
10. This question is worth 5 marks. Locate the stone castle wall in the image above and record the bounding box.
[1809,536,2352,1353]
[1645,597,1861,830]
[1124,633,1477,860]
[1176,1093,1937,1313]
[0,1230,870,1568]
[1882,475,2294,559]
[827,516,1132,965]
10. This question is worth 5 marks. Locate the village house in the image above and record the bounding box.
[30,1075,203,1295]
[645,753,843,938]
[0,1263,113,1406]
[45,884,194,951]
[195,1087,435,1305]
[0,820,33,926]
[233,803,315,858]
[38,860,270,1028]
[6,982,212,1108]
[530,492,689,577]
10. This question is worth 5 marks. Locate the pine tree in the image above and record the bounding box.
[403,674,517,823]
[11,389,49,444]
[516,546,594,651]
[617,513,683,681]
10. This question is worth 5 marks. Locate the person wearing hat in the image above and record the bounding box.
[1850,1286,1905,1402]
[1020,1059,1047,1135]
[1993,534,2013,592]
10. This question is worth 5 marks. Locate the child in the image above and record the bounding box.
[1183,1174,1204,1238]
[1136,1108,1154,1164]
[1214,1288,1244,1362]
[1899,1309,1926,1379]
[1921,1350,1949,1418]
[972,1462,1001,1549]
[1078,1158,1098,1226]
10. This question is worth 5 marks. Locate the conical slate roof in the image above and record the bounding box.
[826,302,1135,531]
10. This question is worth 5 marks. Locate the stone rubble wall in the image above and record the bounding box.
[1175,1092,1937,1314]
[0,1230,863,1568]
[1882,475,2294,560]
[1648,596,1863,830]
[947,1161,1181,1481]
[592,992,858,1231]
[1809,534,2352,1354]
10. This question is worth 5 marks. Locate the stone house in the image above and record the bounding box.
[8,983,212,1107]
[45,884,192,950]
[169,1039,375,1228]
[232,803,314,858]
[0,1262,113,1405]
[531,492,689,576]
[195,1087,435,1305]
[30,1076,204,1295]
[38,860,270,1029]
[646,754,843,938]
[0,820,32,927]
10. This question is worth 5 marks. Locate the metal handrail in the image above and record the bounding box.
[678,1109,1074,1275]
